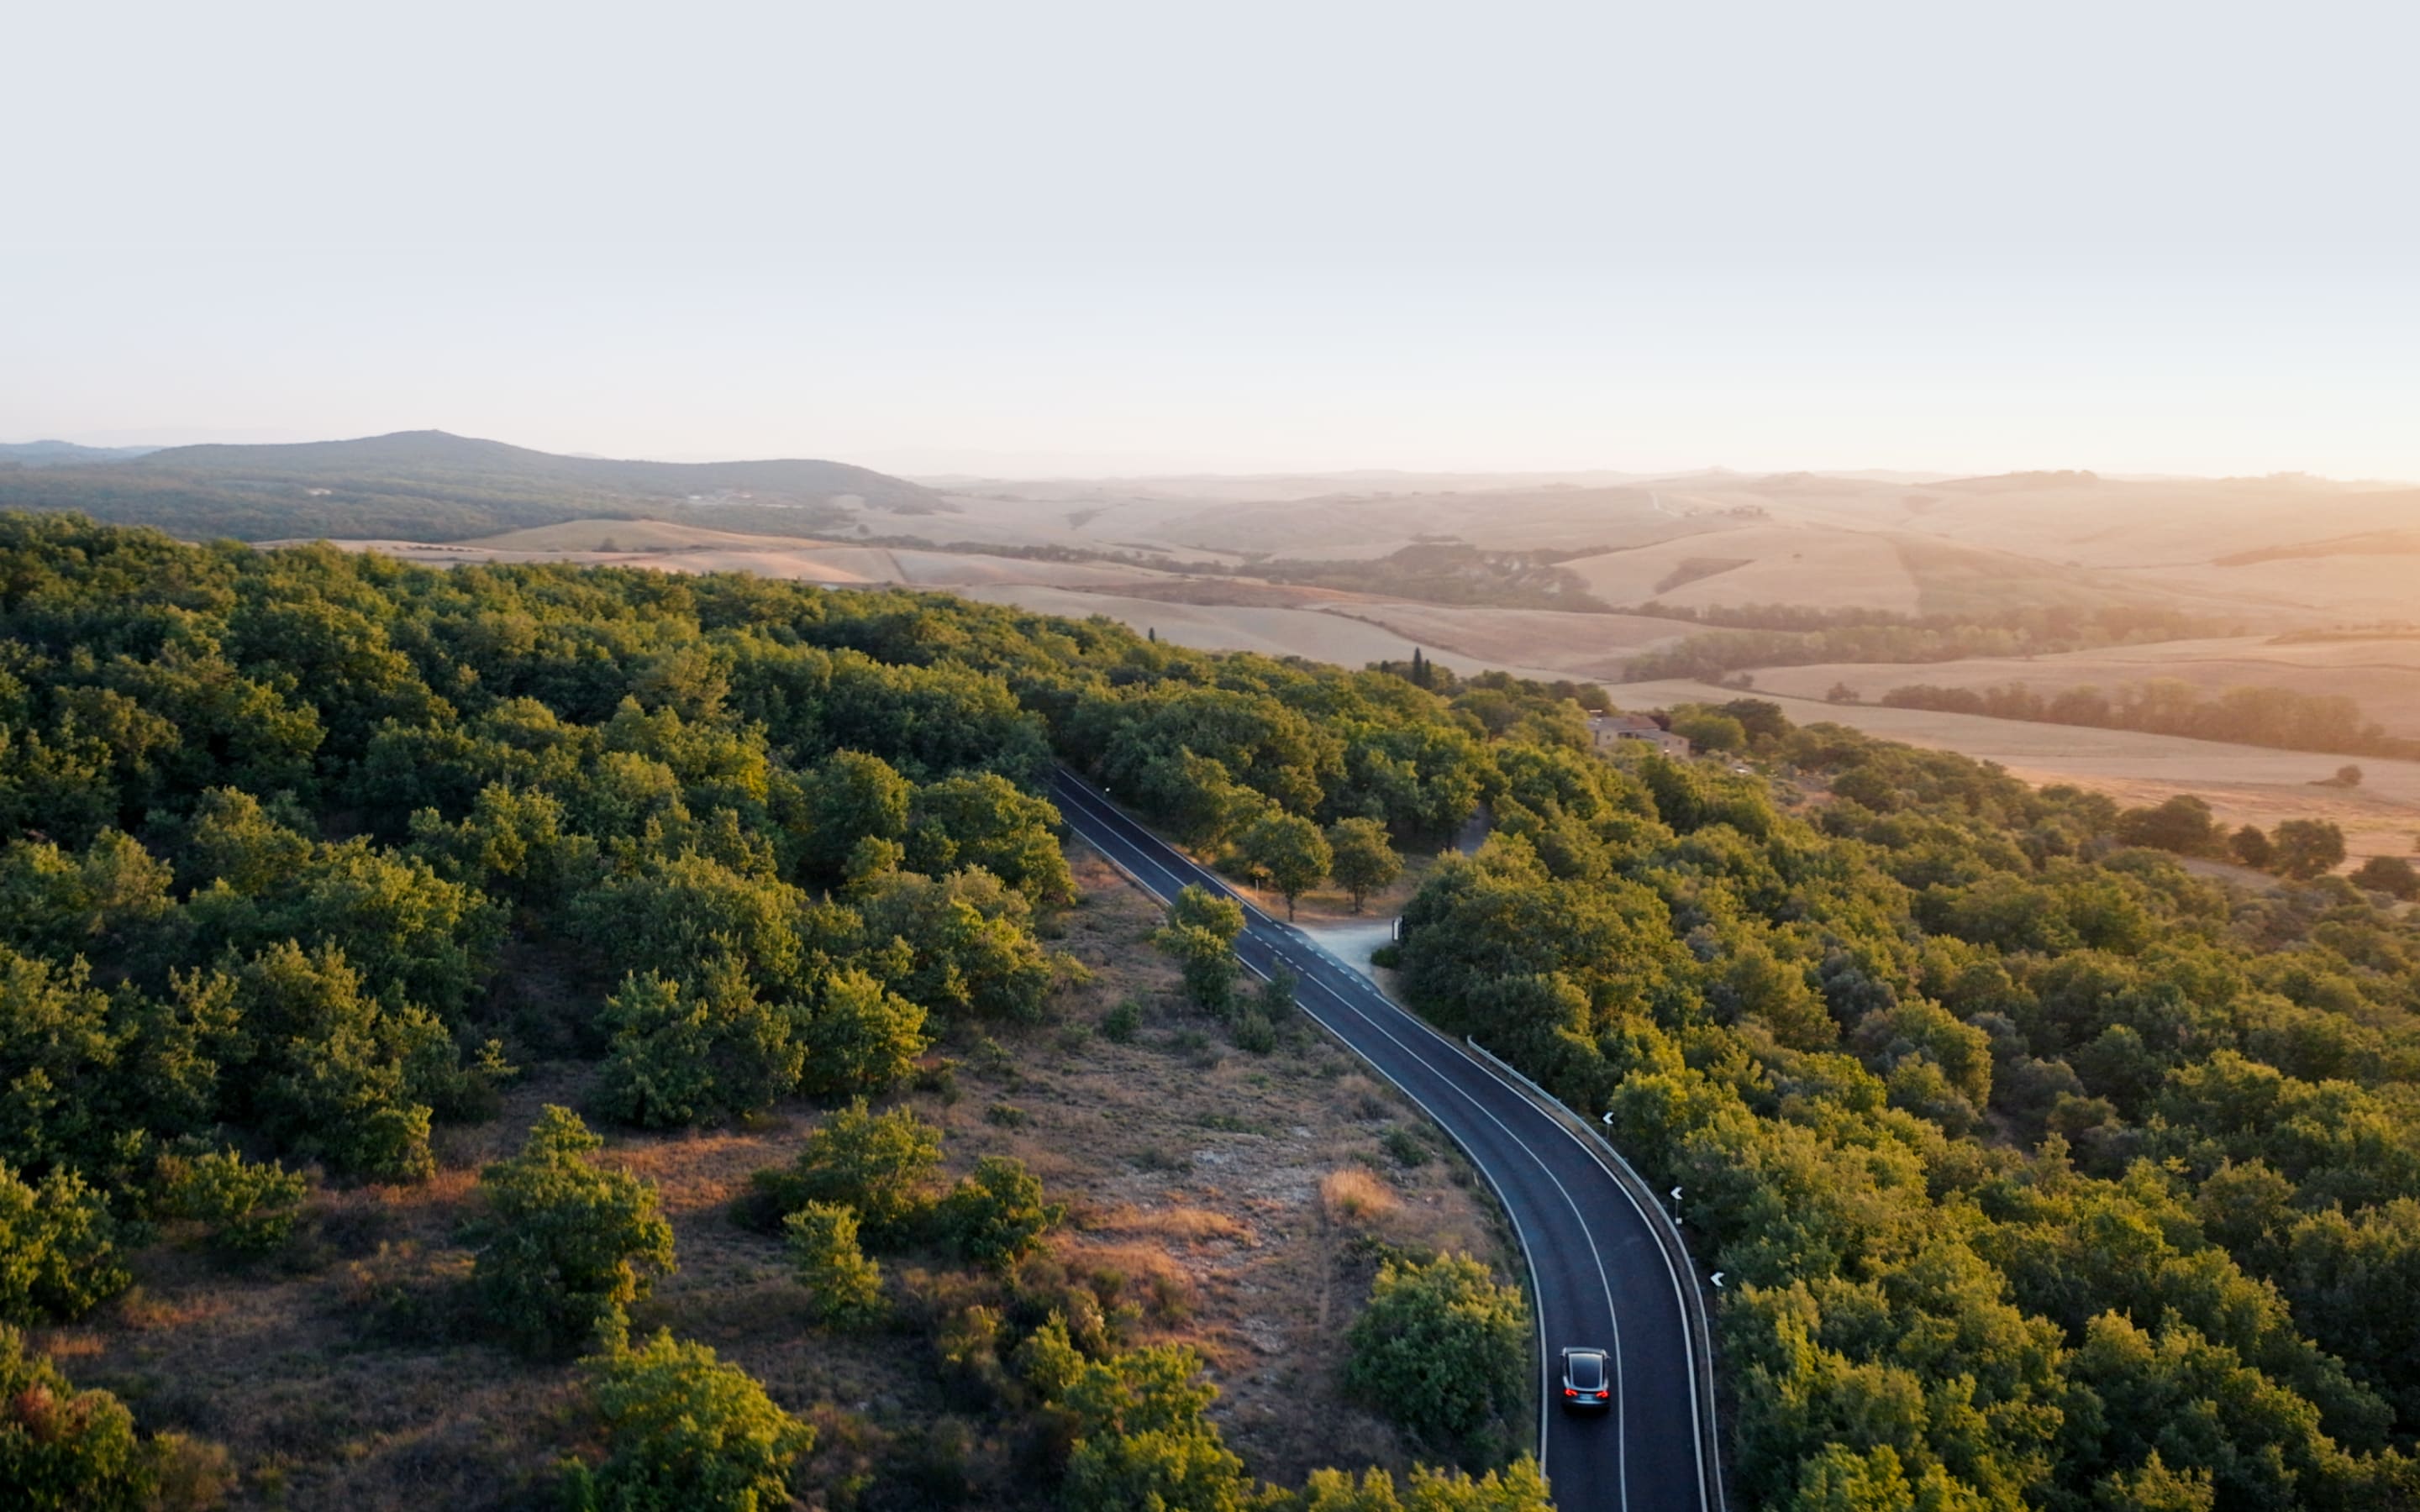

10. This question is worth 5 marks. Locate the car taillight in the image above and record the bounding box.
[1595,1389,1610,1399]
[1563,1388,1578,1398]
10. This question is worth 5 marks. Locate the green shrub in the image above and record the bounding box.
[0,1164,127,1324]
[470,1106,675,1357]
[1381,1126,1433,1168]
[745,1100,942,1244]
[1152,923,1237,1015]
[217,940,453,1183]
[1344,1252,1528,1461]
[855,869,1056,1021]
[1101,1000,1144,1043]
[2351,855,2420,900]
[0,1325,232,1510]
[2230,824,2273,868]
[1231,1010,1277,1055]
[594,961,808,1129]
[1038,1337,1250,1512]
[155,1143,307,1257]
[797,968,929,1096]
[783,1202,886,1329]
[942,1155,1065,1270]
[561,1329,816,1512]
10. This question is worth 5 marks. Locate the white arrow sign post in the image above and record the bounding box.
[1670,1186,1684,1205]
[1711,1272,1725,1289]
[1601,1111,1616,1126]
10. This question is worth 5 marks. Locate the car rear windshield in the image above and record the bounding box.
[1570,1353,1602,1389]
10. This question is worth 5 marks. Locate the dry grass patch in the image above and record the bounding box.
[1321,1168,1399,1225]
[1094,1203,1256,1248]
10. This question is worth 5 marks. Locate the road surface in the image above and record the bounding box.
[1051,769,1723,1512]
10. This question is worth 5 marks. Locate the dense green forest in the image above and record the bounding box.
[1879,680,2420,761]
[1393,740,2420,1509]
[0,514,1541,1509]
[8,512,2420,1509]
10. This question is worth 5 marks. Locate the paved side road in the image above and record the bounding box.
[1050,769,1721,1512]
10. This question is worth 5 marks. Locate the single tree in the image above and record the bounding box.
[904,772,1076,904]
[1170,884,1244,943]
[797,968,929,1096]
[2116,795,2219,855]
[747,1099,943,1243]
[1344,1252,1528,1457]
[1325,817,1402,912]
[2350,854,2420,900]
[595,959,808,1129]
[2271,818,2348,879]
[783,1202,886,1328]
[471,1106,676,1357]
[942,1155,1065,1269]
[799,749,913,886]
[561,1330,816,1512]
[1669,707,1748,754]
[0,1164,126,1325]
[2229,824,2273,869]
[1238,811,1331,921]
[1154,923,1238,1014]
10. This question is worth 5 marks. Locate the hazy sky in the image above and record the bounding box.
[7,1,2417,478]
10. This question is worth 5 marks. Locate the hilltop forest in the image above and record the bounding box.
[4,514,2420,1509]
[0,430,948,543]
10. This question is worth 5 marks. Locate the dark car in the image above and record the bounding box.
[1560,1346,1612,1410]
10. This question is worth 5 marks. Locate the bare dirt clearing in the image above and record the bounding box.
[1321,602,1695,680]
[955,585,1576,680]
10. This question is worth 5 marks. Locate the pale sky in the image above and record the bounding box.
[6,1,2417,479]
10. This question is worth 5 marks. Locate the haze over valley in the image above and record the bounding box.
[17,428,2414,870]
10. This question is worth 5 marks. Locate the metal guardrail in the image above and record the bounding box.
[1461,1036,1729,1512]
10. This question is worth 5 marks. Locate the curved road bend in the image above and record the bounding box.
[1050,769,1720,1512]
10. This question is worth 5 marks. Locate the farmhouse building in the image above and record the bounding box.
[1590,711,1692,758]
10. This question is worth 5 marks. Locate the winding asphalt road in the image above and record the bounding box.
[1051,769,1723,1512]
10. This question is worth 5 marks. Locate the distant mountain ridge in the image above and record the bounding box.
[132,429,944,509]
[0,429,949,542]
[0,440,161,466]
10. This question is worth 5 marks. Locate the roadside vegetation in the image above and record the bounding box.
[10,512,2420,1507]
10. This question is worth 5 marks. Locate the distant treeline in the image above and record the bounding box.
[1879,678,2420,759]
[1622,604,2231,681]
[0,467,866,544]
[1206,543,1617,612]
[854,535,1197,571]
